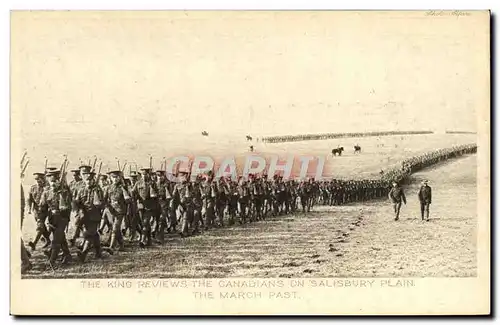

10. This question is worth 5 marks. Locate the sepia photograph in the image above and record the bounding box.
[10,9,490,315]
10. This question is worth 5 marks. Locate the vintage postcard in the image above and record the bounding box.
[10,10,490,315]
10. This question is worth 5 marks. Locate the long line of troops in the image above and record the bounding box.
[19,143,477,272]
[262,131,434,143]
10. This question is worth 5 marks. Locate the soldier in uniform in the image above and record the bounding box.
[103,170,131,251]
[98,174,113,235]
[299,180,310,213]
[27,172,51,250]
[126,171,141,240]
[38,170,73,266]
[74,170,105,262]
[155,170,172,243]
[418,180,432,221]
[131,168,158,247]
[191,175,203,233]
[215,176,229,226]
[69,165,92,247]
[21,183,32,273]
[388,181,407,221]
[173,171,194,237]
[201,171,216,230]
[226,177,239,225]
[237,177,250,223]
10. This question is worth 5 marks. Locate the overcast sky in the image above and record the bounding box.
[12,11,487,140]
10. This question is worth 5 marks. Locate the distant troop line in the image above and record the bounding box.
[19,143,477,273]
[261,131,434,143]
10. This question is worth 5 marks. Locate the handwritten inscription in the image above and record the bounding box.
[426,10,471,17]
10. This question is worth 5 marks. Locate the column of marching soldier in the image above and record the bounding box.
[19,143,477,272]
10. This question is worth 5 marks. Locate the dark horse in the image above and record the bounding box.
[246,135,253,141]
[201,131,209,136]
[354,145,361,153]
[332,147,344,156]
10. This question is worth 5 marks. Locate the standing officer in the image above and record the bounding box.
[418,180,432,221]
[388,181,406,221]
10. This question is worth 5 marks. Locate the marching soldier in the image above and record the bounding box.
[226,176,239,225]
[103,170,131,251]
[126,171,141,240]
[38,170,73,266]
[21,183,32,273]
[131,168,158,247]
[27,172,51,250]
[69,165,92,247]
[173,171,194,237]
[215,176,229,226]
[74,170,106,262]
[418,180,432,221]
[192,175,203,233]
[388,181,406,221]
[155,170,171,243]
[237,177,250,223]
[201,171,216,230]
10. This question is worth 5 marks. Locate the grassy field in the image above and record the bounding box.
[20,137,477,279]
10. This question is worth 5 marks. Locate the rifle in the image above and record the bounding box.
[21,151,27,168]
[92,156,98,171]
[44,157,48,173]
[21,159,29,179]
[59,156,69,186]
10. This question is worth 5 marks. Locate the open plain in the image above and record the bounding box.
[20,133,477,278]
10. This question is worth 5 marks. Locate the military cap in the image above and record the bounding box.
[99,174,108,179]
[422,180,429,184]
[45,167,58,173]
[108,170,122,177]
[129,171,139,178]
[33,172,45,179]
[79,165,92,173]
[70,169,80,174]
[81,170,96,177]
[46,170,60,178]
[140,167,153,173]
[155,170,166,175]
[178,170,188,176]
